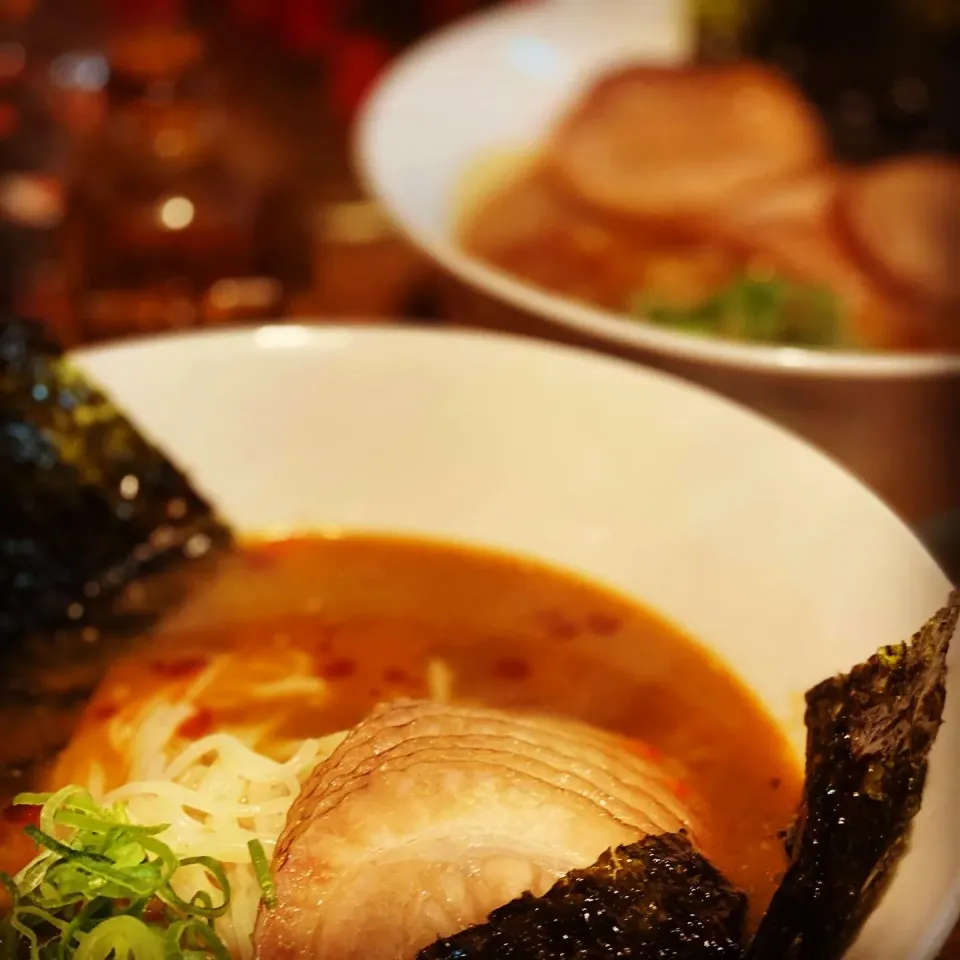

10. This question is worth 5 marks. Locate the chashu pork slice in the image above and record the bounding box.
[708,169,953,350]
[254,700,697,960]
[839,156,960,309]
[710,171,934,350]
[547,63,827,222]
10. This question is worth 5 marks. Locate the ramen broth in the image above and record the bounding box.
[4,536,801,922]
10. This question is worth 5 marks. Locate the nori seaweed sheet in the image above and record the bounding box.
[745,590,960,960]
[419,832,747,960]
[0,317,232,785]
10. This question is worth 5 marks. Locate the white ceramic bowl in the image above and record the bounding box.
[354,0,960,528]
[74,324,957,959]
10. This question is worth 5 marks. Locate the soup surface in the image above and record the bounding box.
[3,535,801,921]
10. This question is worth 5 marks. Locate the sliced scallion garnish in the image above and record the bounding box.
[247,840,277,911]
[0,787,276,958]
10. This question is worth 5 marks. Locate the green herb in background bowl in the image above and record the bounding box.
[633,274,853,348]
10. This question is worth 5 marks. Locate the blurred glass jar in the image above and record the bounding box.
[38,0,110,145]
[67,16,297,342]
[0,0,109,344]
[0,0,109,147]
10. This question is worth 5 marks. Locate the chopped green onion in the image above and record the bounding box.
[158,857,231,920]
[9,915,39,960]
[247,840,277,910]
[632,272,853,348]
[0,786,276,958]
[53,810,169,838]
[73,915,165,960]
[165,919,232,960]
[10,794,53,808]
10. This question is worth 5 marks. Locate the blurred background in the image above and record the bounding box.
[0,0,496,346]
[2,0,958,342]
[0,0,958,583]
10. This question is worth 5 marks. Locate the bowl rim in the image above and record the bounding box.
[72,320,937,537]
[352,0,960,382]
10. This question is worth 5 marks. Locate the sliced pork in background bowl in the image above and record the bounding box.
[355,0,960,535]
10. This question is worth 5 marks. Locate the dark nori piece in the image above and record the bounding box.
[419,832,747,960]
[0,317,232,786]
[745,590,959,960]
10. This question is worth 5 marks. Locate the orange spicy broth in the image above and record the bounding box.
[33,536,800,918]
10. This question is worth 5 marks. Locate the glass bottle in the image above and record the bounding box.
[68,2,302,342]
[0,0,106,344]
